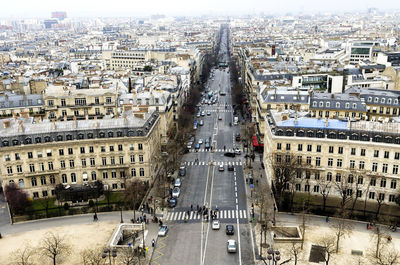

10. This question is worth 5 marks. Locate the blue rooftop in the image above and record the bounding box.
[277,118,348,130]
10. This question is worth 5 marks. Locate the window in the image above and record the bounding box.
[69,160,75,168]
[276,155,281,163]
[39,163,44,171]
[120,171,126,178]
[60,160,65,168]
[391,180,397,189]
[131,168,136,177]
[382,164,388,173]
[286,143,291,150]
[119,156,124,164]
[369,192,375,200]
[50,175,55,184]
[374,150,379,158]
[101,146,106,152]
[33,192,39,198]
[359,161,365,170]
[61,99,66,106]
[17,165,22,173]
[348,175,354,183]
[351,148,356,155]
[80,147,85,154]
[307,145,312,152]
[295,184,301,191]
[81,159,87,167]
[338,147,343,154]
[304,185,310,192]
[313,185,320,193]
[389,195,396,202]
[90,158,95,166]
[62,174,68,184]
[372,162,378,172]
[130,155,135,164]
[327,172,332,181]
[139,155,144,163]
[358,176,363,185]
[297,144,302,151]
[71,173,76,183]
[110,146,114,152]
[48,162,53,170]
[328,158,333,167]
[48,100,54,106]
[306,156,311,165]
[378,193,385,201]
[29,164,35,172]
[31,177,37,186]
[110,156,115,165]
[370,178,376,186]
[59,149,64,156]
[384,151,389,159]
[4,154,10,161]
[381,178,387,188]
[106,97,112,104]
[89,146,94,153]
[329,146,334,153]
[316,157,321,166]
[361,149,366,156]
[68,148,73,155]
[277,143,281,150]
[296,171,302,179]
[393,165,399,175]
[395,152,400,160]
[138,143,143,150]
[337,159,342,168]
[316,145,321,152]
[350,160,355,169]
[7,166,13,174]
[336,173,341,182]
[40,176,46,185]
[357,190,362,198]
[37,151,43,158]
[315,172,320,180]
[91,171,97,180]
[102,171,108,179]
[130,144,134,151]
[102,157,107,166]
[118,144,123,151]
[139,168,144,176]
[15,153,20,160]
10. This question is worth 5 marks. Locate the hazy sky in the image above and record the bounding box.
[1,0,399,18]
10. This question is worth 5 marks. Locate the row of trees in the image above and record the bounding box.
[9,232,142,265]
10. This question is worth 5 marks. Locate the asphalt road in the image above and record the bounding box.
[152,26,254,265]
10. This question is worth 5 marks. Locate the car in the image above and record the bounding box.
[193,124,197,130]
[201,111,205,116]
[226,225,235,235]
[174,178,182,187]
[218,116,222,120]
[196,112,201,118]
[199,120,204,126]
[235,133,241,141]
[234,148,241,155]
[228,164,234,171]
[212,220,220,230]
[205,142,210,149]
[227,239,237,253]
[172,187,180,198]
[207,111,211,116]
[219,164,224,171]
[168,197,177,208]
[224,152,236,158]
[195,143,200,150]
[198,139,203,144]
[158,225,168,236]
[187,143,192,149]
[179,166,186,176]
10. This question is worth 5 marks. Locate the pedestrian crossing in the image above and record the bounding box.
[189,148,236,153]
[181,161,243,166]
[165,209,248,222]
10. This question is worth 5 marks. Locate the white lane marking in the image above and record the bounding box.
[235,192,238,197]
[236,198,238,204]
[228,211,231,219]
[235,186,237,192]
[239,210,243,219]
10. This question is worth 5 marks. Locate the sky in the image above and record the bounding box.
[1,0,399,18]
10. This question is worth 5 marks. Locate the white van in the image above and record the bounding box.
[233,116,239,125]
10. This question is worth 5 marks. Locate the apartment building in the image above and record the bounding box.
[264,110,400,205]
[0,93,44,120]
[0,112,162,199]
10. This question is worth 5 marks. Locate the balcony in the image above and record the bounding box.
[97,164,130,170]
[24,170,60,177]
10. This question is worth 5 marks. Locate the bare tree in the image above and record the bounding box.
[334,174,353,214]
[290,242,302,265]
[371,224,389,259]
[329,216,353,253]
[10,244,35,265]
[317,236,336,265]
[376,195,385,220]
[40,232,71,265]
[374,244,400,265]
[117,247,141,265]
[80,245,105,265]
[124,179,147,221]
[317,177,331,214]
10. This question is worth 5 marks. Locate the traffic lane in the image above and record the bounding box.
[153,222,201,265]
[239,224,255,265]
[176,158,210,210]
[235,166,248,211]
[203,223,239,265]
[211,166,236,210]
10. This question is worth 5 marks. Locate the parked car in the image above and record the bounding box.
[226,225,234,235]
[179,166,186,176]
[227,239,237,253]
[158,225,168,236]
[201,111,205,116]
[199,120,204,126]
[219,164,224,171]
[172,187,180,198]
[174,178,182,187]
[168,197,177,208]
[198,139,203,144]
[207,111,211,116]
[212,220,220,230]
[218,116,222,120]
[224,152,236,158]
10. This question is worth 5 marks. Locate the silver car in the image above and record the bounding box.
[227,239,237,253]
[172,187,180,198]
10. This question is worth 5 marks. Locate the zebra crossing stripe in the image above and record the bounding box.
[239,211,243,218]
[236,210,239,219]
[177,212,182,220]
[243,211,247,218]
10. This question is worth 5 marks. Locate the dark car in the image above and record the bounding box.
[228,164,234,171]
[226,225,234,235]
[168,197,177,208]
[224,152,236,158]
[235,133,241,141]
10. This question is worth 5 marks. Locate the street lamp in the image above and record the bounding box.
[119,201,124,223]
[102,248,117,265]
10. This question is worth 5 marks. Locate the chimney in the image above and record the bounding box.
[94,116,98,128]
[325,118,329,127]
[3,120,11,128]
[52,119,56,130]
[18,120,23,132]
[73,116,77,129]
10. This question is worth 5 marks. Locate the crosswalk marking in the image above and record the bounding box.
[189,148,238,153]
[243,211,247,218]
[239,211,243,219]
[165,210,248,222]
[181,161,243,166]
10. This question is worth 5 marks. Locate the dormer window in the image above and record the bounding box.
[326,102,330,108]
[319,101,324,107]
[374,97,379,103]
[388,98,392,104]
[313,101,317,107]
[368,97,372,102]
[352,103,357,109]
[345,103,350,109]
[381,98,385,104]
[395,99,399,105]
[336,102,340,108]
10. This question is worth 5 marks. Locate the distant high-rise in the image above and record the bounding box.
[51,11,67,20]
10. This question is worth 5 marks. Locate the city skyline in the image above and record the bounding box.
[1,0,399,18]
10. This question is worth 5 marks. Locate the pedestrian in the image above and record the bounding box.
[367,223,369,230]
[152,239,155,247]
[93,212,98,222]
[197,205,199,211]
[191,204,193,211]
[326,216,329,223]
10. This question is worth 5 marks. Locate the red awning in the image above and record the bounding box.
[252,136,258,147]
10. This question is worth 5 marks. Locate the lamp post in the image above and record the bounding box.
[102,248,117,265]
[120,202,124,223]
